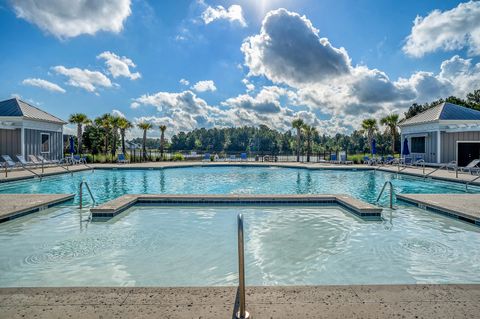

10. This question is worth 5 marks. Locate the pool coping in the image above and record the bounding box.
[1,284,479,318]
[0,194,75,224]
[397,194,480,226]
[90,194,383,220]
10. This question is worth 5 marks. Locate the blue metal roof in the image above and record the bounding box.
[0,98,66,124]
[400,102,480,126]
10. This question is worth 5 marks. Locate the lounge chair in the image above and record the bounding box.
[330,154,338,164]
[340,154,353,164]
[240,153,247,161]
[36,155,61,165]
[229,155,236,162]
[460,159,480,174]
[384,155,394,165]
[1,155,18,169]
[117,153,129,164]
[72,155,87,165]
[28,155,44,166]
[363,156,370,164]
[203,153,211,162]
[16,155,36,167]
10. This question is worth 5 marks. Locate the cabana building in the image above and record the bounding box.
[0,98,66,160]
[399,102,480,166]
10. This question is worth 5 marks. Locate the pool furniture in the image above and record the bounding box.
[229,155,236,162]
[16,155,36,167]
[241,153,247,161]
[203,153,211,162]
[460,159,480,174]
[384,155,394,164]
[28,155,45,166]
[117,153,129,164]
[363,156,371,164]
[339,154,353,164]
[72,155,87,165]
[36,155,61,165]
[330,154,338,163]
[1,155,18,169]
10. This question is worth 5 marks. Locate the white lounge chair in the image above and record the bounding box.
[16,155,36,167]
[1,155,18,169]
[460,159,480,174]
[28,155,44,166]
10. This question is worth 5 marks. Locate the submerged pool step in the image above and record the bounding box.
[90,194,383,221]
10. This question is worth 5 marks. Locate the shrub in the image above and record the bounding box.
[172,153,185,161]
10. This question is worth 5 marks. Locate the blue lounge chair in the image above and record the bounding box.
[240,153,247,161]
[229,154,236,161]
[363,156,370,164]
[384,155,394,164]
[73,155,87,164]
[117,153,129,164]
[203,153,211,162]
[330,154,337,163]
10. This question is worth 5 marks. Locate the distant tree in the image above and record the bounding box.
[380,114,400,154]
[95,114,113,156]
[160,125,167,157]
[361,118,378,155]
[467,89,480,110]
[292,118,304,162]
[110,116,122,157]
[118,118,133,155]
[302,124,317,162]
[137,122,153,161]
[68,113,91,154]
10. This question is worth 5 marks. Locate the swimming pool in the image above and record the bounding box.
[0,166,478,205]
[0,205,479,287]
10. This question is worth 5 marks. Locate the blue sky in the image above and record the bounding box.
[0,0,479,137]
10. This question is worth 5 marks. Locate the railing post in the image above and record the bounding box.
[236,214,249,319]
[389,182,393,209]
[79,182,83,209]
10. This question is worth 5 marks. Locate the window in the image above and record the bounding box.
[411,136,425,153]
[41,133,50,153]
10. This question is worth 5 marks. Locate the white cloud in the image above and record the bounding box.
[112,109,126,118]
[192,80,217,92]
[97,51,141,80]
[179,78,190,86]
[11,0,132,39]
[22,78,66,93]
[403,1,480,57]
[52,65,112,93]
[201,4,247,27]
[242,78,255,92]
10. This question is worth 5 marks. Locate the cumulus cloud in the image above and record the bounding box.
[22,78,66,93]
[11,0,132,39]
[97,51,141,80]
[201,4,247,27]
[222,87,284,114]
[179,78,190,86]
[403,1,480,57]
[242,9,351,87]
[192,80,217,92]
[52,66,112,93]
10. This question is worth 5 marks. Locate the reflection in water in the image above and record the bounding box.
[159,170,165,193]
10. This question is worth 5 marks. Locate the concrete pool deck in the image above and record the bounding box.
[90,194,383,220]
[0,194,74,223]
[1,284,479,318]
[397,194,480,225]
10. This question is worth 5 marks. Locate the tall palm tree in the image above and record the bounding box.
[159,125,167,157]
[95,114,113,156]
[110,116,121,157]
[302,124,317,162]
[118,118,133,155]
[361,118,378,155]
[292,118,304,162]
[68,113,91,154]
[137,122,152,161]
[380,114,400,154]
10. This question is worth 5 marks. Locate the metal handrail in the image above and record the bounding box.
[424,163,447,179]
[376,181,394,209]
[236,214,250,319]
[79,181,96,209]
[466,175,480,191]
[22,164,43,179]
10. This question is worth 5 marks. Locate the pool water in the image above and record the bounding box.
[0,205,479,287]
[0,166,478,205]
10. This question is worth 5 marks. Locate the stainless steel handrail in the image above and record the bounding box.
[466,175,480,191]
[236,214,250,319]
[79,181,96,209]
[376,181,394,209]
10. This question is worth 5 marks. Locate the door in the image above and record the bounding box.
[457,142,480,166]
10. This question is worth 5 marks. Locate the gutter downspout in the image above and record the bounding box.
[437,130,441,164]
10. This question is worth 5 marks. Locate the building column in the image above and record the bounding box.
[437,130,441,164]
[21,126,25,157]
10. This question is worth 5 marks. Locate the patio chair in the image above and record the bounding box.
[460,159,480,174]
[36,155,61,165]
[229,154,236,162]
[384,155,394,165]
[330,154,338,164]
[240,153,247,161]
[445,160,457,172]
[1,155,18,169]
[72,155,87,165]
[28,155,44,166]
[16,155,36,167]
[339,154,353,164]
[363,156,370,164]
[117,153,129,164]
[203,153,211,162]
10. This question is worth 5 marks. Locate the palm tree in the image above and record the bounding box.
[68,113,91,154]
[380,114,400,154]
[302,124,317,162]
[361,118,378,155]
[110,116,121,157]
[292,118,304,162]
[95,114,113,156]
[118,118,133,155]
[159,125,167,157]
[137,122,152,161]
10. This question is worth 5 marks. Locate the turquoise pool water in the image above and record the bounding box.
[0,205,479,287]
[0,166,478,205]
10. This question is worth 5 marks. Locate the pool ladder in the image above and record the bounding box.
[79,181,96,210]
[376,181,394,209]
[236,214,250,319]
